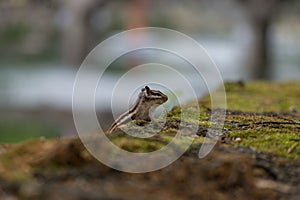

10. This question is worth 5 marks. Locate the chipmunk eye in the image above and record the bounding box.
[151,92,162,96]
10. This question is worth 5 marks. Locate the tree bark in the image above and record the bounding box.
[239,0,280,79]
[60,0,107,66]
[248,16,271,79]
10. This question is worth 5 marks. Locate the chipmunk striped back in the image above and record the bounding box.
[107,86,168,134]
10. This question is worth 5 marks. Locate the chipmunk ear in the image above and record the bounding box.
[145,86,150,94]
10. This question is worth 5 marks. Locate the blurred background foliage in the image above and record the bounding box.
[0,0,300,142]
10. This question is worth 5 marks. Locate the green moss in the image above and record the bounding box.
[110,135,170,153]
[228,129,300,159]
[200,81,300,159]
[0,140,41,181]
[224,81,300,112]
[219,81,300,158]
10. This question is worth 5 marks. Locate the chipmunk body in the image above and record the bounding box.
[107,86,168,134]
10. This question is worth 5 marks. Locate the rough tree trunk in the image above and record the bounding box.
[239,0,281,79]
[60,0,107,66]
[248,16,271,79]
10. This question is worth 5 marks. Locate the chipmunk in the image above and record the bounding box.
[107,86,168,134]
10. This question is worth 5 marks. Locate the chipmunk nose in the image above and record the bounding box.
[163,95,168,102]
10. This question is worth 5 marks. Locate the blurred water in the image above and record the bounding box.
[0,37,299,112]
[0,40,236,111]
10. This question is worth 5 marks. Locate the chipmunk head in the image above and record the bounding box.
[141,86,168,104]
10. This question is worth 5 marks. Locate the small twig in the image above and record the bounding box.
[236,121,300,127]
[253,121,300,125]
[237,123,251,127]
[287,143,298,154]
